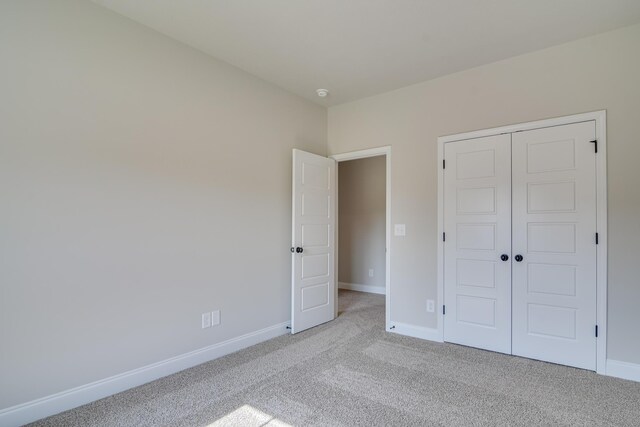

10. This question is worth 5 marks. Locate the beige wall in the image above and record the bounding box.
[328,23,640,364]
[0,0,326,409]
[338,156,386,290]
[2,0,640,414]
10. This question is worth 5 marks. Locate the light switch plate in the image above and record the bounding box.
[394,224,406,236]
[211,310,220,326]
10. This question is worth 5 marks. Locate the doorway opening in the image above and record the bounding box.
[331,147,391,329]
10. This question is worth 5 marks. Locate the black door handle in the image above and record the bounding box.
[515,254,524,262]
[296,247,303,253]
[500,254,509,261]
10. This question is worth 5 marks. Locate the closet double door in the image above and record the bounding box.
[443,121,597,370]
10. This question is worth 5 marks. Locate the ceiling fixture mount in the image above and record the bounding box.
[316,88,329,98]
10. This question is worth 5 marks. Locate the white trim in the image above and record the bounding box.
[331,146,389,162]
[594,111,608,375]
[0,321,290,427]
[436,128,445,343]
[338,282,386,295]
[437,110,607,373]
[388,322,443,342]
[330,146,392,330]
[438,111,606,144]
[606,359,640,383]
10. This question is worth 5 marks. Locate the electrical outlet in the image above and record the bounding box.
[211,310,220,326]
[394,224,406,236]
[202,312,212,329]
[368,269,374,277]
[426,299,435,313]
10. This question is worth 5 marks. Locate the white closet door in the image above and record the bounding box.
[511,121,597,370]
[444,134,512,354]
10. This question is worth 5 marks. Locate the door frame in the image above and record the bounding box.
[436,110,607,374]
[330,146,391,329]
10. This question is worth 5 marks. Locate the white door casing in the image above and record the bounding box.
[443,134,512,354]
[291,149,336,334]
[511,122,597,370]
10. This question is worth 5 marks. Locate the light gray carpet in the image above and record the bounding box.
[31,290,640,426]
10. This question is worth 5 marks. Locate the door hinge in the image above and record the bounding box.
[595,325,599,338]
[590,139,598,153]
[443,305,446,315]
[443,159,446,169]
[443,232,446,242]
[596,232,599,245]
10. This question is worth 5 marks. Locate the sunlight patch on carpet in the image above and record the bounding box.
[207,404,292,427]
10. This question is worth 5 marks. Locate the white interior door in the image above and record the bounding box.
[291,149,336,334]
[511,121,597,370]
[443,134,512,353]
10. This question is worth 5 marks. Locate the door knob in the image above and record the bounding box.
[500,254,509,261]
[296,247,304,253]
[515,254,524,262]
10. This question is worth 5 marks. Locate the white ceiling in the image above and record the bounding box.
[93,0,640,106]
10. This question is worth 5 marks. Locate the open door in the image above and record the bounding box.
[291,149,336,334]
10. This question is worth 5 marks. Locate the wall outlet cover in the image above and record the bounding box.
[369,269,374,277]
[202,312,212,329]
[394,224,406,236]
[426,299,435,313]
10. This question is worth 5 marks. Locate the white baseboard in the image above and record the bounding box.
[0,321,291,427]
[606,359,640,383]
[387,321,443,343]
[339,282,386,295]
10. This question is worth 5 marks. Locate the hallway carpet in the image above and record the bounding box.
[32,290,640,426]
